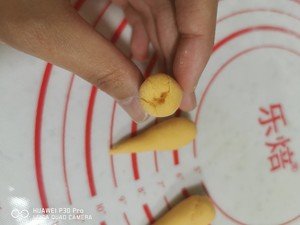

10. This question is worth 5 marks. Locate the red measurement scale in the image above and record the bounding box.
[1,0,300,225]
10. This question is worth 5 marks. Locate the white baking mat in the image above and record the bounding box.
[1,0,300,224]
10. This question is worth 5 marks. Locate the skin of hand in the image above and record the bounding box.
[0,0,218,122]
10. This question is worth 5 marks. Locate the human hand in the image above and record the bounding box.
[113,0,218,111]
[0,0,218,122]
[0,0,147,122]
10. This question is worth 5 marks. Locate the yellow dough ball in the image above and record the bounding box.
[153,196,215,225]
[139,73,183,117]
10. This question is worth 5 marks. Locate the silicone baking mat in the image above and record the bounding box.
[1,0,300,224]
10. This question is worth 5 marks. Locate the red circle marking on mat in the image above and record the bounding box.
[35,0,112,209]
[62,0,112,202]
[62,75,75,204]
[85,18,128,193]
[194,5,300,224]
[35,63,53,210]
[193,6,300,157]
[195,44,300,225]
[217,8,300,23]
[35,0,90,209]
[193,25,300,158]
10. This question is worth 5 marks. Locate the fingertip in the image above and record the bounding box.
[174,0,217,101]
[180,91,197,111]
[131,23,149,61]
[173,36,213,97]
[117,96,149,123]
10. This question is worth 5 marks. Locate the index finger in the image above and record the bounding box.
[173,0,218,111]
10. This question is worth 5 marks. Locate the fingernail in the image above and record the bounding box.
[181,92,197,111]
[117,96,149,123]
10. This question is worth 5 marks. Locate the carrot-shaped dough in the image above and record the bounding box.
[153,195,215,225]
[110,117,196,154]
[139,73,183,117]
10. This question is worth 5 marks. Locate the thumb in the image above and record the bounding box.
[0,0,147,122]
